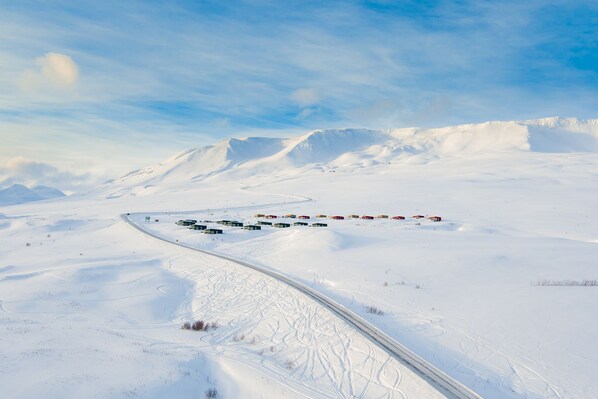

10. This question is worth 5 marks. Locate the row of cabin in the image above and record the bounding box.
[257,220,327,228]
[185,224,222,234]
[176,214,441,236]
[217,220,244,227]
[253,214,442,222]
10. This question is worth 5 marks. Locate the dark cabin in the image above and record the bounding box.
[189,224,207,230]
[273,222,291,228]
[311,223,328,227]
[257,221,272,226]
[176,219,197,226]
[293,221,308,226]
[204,228,223,234]
[244,225,262,230]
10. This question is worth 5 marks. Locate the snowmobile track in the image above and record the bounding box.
[123,212,483,399]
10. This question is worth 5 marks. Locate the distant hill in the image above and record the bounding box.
[103,117,598,198]
[0,184,66,206]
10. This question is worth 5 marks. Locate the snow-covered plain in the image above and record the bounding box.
[1,117,597,398]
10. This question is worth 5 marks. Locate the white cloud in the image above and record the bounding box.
[290,88,320,107]
[19,52,79,93]
[0,157,95,194]
[38,52,79,87]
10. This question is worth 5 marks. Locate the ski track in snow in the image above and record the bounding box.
[168,253,417,398]
[135,200,571,399]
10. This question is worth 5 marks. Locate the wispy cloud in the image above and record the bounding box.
[19,52,79,94]
[0,0,597,184]
[0,157,95,193]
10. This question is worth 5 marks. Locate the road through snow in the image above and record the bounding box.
[124,212,483,399]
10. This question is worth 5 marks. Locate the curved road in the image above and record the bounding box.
[122,212,483,399]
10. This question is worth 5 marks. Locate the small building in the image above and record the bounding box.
[176,219,197,226]
[293,221,308,226]
[257,221,272,226]
[154,219,160,222]
[412,215,425,219]
[298,215,311,219]
[273,222,291,228]
[315,214,327,218]
[145,216,151,222]
[204,228,223,235]
[284,214,296,218]
[428,216,442,222]
[217,220,233,225]
[392,216,405,220]
[229,221,244,227]
[376,214,389,219]
[361,215,374,220]
[311,222,328,227]
[331,215,345,220]
[189,224,207,230]
[265,215,278,219]
[254,213,265,218]
[348,214,359,219]
[244,225,262,230]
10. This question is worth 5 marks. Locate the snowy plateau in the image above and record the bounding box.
[1,117,597,399]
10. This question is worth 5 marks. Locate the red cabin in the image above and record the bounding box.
[265,215,278,219]
[412,215,425,219]
[331,216,345,220]
[392,216,405,220]
[298,215,311,219]
[428,216,442,222]
[361,215,374,220]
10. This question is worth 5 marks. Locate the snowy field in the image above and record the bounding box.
[1,118,597,398]
[0,201,447,398]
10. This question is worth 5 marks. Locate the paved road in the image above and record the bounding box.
[123,212,483,399]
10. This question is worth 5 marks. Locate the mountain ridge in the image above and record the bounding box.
[0,184,66,206]
[104,117,598,197]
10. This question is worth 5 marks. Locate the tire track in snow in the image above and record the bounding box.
[124,212,483,399]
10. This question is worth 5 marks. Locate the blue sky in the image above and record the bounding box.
[1,0,597,190]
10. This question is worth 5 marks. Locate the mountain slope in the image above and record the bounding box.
[104,117,598,197]
[0,184,65,206]
[32,185,67,200]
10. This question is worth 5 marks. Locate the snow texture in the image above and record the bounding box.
[1,117,597,398]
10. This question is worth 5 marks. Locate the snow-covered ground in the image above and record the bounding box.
[1,117,597,398]
[0,202,447,398]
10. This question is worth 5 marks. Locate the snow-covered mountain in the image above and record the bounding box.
[0,184,65,206]
[105,117,598,197]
